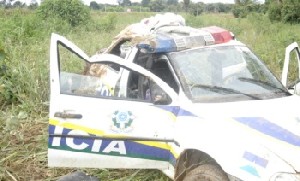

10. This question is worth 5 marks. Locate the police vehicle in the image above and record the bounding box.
[48,14,300,181]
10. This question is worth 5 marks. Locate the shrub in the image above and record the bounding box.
[232,3,264,18]
[281,2,300,24]
[130,6,150,12]
[36,0,90,27]
[267,0,300,24]
[268,3,282,22]
[105,6,124,12]
[0,47,18,105]
[0,47,6,78]
[232,5,247,18]
[189,3,204,16]
[0,10,49,49]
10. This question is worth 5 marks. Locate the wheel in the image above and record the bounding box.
[183,164,229,181]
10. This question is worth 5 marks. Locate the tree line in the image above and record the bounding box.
[91,0,233,15]
[0,0,299,23]
[232,0,300,24]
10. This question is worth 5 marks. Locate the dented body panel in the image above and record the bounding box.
[48,14,300,181]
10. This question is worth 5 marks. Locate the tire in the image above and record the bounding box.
[183,164,229,181]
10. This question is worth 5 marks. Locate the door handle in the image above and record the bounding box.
[54,112,82,119]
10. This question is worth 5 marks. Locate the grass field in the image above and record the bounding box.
[0,9,300,181]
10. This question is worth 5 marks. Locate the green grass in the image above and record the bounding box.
[0,9,300,180]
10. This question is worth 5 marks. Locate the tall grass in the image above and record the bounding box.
[1,9,300,180]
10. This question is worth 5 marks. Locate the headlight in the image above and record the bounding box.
[271,172,300,181]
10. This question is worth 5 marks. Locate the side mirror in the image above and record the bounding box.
[150,81,171,105]
[153,93,171,105]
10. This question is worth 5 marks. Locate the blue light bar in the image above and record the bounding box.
[137,33,214,53]
[136,26,233,54]
[137,34,177,53]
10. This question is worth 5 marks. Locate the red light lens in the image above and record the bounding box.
[200,26,233,44]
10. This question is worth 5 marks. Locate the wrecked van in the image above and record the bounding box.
[48,14,300,181]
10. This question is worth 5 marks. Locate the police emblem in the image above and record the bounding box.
[111,111,134,133]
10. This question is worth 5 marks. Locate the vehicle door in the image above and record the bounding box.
[48,33,179,169]
[281,42,300,95]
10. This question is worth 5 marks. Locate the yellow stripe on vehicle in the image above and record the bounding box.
[49,118,179,157]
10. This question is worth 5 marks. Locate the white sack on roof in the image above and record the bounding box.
[104,13,186,53]
[114,13,186,38]
[140,13,186,32]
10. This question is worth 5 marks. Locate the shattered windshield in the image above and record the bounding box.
[169,46,290,102]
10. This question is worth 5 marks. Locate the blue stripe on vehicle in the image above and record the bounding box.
[49,125,176,164]
[243,151,268,168]
[240,165,260,177]
[49,123,55,134]
[155,105,197,117]
[153,105,180,116]
[235,117,300,147]
[177,109,197,117]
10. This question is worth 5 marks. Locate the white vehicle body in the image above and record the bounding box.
[48,16,300,181]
